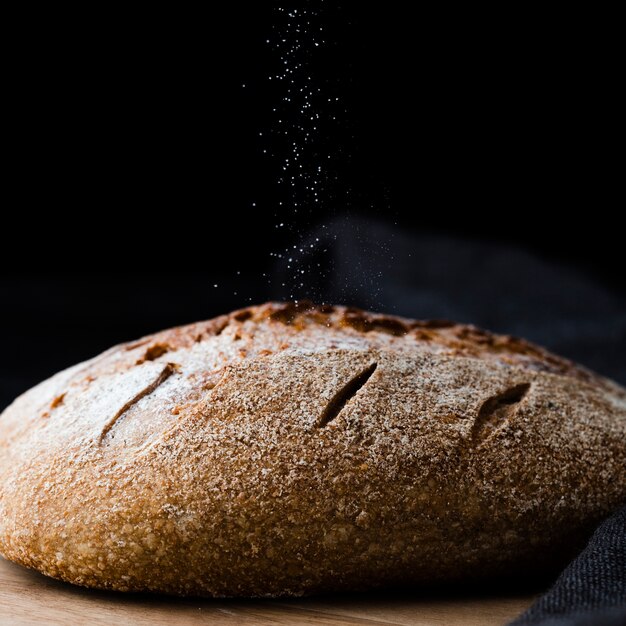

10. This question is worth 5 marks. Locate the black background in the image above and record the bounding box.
[2,5,624,409]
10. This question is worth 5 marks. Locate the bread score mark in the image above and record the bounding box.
[98,363,175,443]
[471,382,531,443]
[316,362,378,428]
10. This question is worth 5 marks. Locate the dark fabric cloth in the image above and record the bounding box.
[273,217,626,626]
[509,505,626,625]
[514,608,626,626]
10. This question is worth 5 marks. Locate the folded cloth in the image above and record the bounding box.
[509,505,626,625]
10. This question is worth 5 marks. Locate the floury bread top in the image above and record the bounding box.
[0,302,624,597]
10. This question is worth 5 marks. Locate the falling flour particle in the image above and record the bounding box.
[247,6,396,309]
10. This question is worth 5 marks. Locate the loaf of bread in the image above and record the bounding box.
[0,302,624,597]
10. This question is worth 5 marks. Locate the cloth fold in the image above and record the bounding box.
[509,505,626,625]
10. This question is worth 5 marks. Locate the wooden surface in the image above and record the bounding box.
[0,556,534,625]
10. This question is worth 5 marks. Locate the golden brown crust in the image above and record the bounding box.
[0,301,625,597]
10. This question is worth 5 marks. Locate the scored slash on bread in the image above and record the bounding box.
[0,301,624,597]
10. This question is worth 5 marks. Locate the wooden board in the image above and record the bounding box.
[0,556,534,625]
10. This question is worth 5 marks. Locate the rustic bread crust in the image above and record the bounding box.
[0,301,624,597]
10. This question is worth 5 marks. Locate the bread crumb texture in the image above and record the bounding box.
[0,302,624,597]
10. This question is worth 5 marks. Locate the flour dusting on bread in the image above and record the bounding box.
[0,302,624,597]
